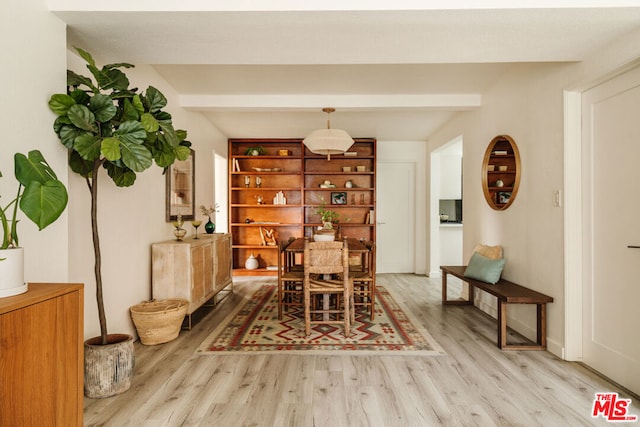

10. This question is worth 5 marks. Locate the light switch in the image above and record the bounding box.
[553,190,562,207]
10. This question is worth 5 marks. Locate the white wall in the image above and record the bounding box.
[427,31,640,357]
[65,52,228,340]
[0,1,69,282]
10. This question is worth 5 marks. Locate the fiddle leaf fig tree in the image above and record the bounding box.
[48,48,191,345]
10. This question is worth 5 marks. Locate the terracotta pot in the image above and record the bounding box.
[84,334,135,398]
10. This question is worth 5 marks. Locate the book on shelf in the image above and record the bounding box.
[233,158,241,172]
[369,210,375,224]
[492,150,508,155]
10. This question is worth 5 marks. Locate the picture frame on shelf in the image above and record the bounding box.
[331,192,347,205]
[497,192,511,204]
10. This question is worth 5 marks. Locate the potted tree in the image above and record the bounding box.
[1,151,68,297]
[48,48,191,398]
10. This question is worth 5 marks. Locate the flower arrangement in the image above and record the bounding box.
[200,203,220,218]
[316,197,340,229]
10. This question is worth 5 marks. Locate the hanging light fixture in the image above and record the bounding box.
[303,107,354,160]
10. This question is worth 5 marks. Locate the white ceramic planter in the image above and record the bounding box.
[0,247,28,298]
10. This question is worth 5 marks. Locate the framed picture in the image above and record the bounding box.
[166,149,195,221]
[331,192,347,205]
[497,191,511,204]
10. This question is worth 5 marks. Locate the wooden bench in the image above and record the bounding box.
[440,265,553,351]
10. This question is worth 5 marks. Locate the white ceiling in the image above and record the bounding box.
[50,1,640,140]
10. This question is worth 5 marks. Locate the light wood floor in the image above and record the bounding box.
[84,274,639,426]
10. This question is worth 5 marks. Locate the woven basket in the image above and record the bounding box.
[130,299,188,345]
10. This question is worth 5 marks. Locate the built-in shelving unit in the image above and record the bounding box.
[229,138,376,275]
[481,134,521,210]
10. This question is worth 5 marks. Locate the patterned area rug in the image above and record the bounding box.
[196,284,445,355]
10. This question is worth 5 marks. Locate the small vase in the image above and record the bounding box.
[173,227,187,241]
[245,253,259,270]
[205,217,215,234]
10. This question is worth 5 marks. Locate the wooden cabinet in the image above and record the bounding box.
[481,135,521,210]
[0,282,84,426]
[151,233,232,327]
[229,138,376,275]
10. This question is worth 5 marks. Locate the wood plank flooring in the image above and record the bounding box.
[84,274,639,426]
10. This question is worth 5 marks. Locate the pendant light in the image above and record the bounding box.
[303,108,354,160]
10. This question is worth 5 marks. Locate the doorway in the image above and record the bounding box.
[430,136,464,277]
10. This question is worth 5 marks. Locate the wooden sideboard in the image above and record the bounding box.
[151,233,233,328]
[0,282,84,426]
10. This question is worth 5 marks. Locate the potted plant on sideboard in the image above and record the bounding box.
[1,151,68,297]
[48,48,191,398]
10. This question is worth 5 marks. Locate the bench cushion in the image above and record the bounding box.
[464,252,505,284]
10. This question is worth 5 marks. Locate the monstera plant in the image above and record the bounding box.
[48,48,191,397]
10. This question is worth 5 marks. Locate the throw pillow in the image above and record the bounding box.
[472,244,503,260]
[464,252,506,284]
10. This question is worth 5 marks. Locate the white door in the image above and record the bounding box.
[582,66,640,394]
[376,162,415,273]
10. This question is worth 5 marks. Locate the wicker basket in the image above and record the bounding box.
[130,299,188,345]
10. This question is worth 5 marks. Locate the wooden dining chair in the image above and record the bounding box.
[351,240,376,320]
[303,238,354,336]
[278,238,303,320]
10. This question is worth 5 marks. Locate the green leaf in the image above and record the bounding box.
[75,134,102,161]
[144,86,167,113]
[75,47,96,67]
[176,129,188,142]
[14,151,58,186]
[114,121,146,144]
[69,89,90,106]
[58,125,86,149]
[120,141,152,172]
[101,137,121,161]
[89,94,117,123]
[67,70,96,92]
[105,162,136,187]
[175,145,192,161]
[154,150,176,168]
[19,180,68,231]
[68,104,98,133]
[140,113,159,132]
[121,98,139,122]
[99,68,129,91]
[53,116,72,134]
[69,151,93,178]
[48,94,76,116]
[159,122,179,147]
[132,94,144,115]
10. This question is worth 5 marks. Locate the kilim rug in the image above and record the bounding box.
[196,284,446,355]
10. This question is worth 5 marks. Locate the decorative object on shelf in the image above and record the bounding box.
[200,204,219,234]
[245,253,259,270]
[498,165,508,171]
[191,220,202,239]
[440,214,449,221]
[497,192,512,204]
[487,165,495,171]
[320,179,336,188]
[245,146,267,156]
[244,175,250,187]
[259,227,277,246]
[316,196,341,229]
[303,107,354,160]
[273,191,287,205]
[496,179,504,188]
[172,214,186,241]
[255,195,265,204]
[331,192,347,205]
[256,176,262,188]
[356,165,366,172]
[342,166,352,172]
[278,149,290,156]
[345,180,354,188]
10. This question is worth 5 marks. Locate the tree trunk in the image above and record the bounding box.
[90,159,108,345]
